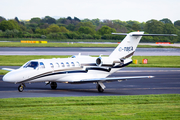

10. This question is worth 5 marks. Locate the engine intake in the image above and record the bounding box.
[96,57,120,67]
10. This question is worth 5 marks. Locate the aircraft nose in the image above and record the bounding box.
[3,74,13,82]
[2,73,18,83]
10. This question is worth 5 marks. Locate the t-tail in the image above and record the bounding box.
[110,31,144,59]
[110,31,177,59]
[95,31,177,67]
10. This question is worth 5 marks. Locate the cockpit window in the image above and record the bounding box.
[71,55,76,58]
[24,61,38,69]
[40,62,45,68]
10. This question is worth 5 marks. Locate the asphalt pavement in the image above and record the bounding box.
[0,67,180,98]
[0,47,180,55]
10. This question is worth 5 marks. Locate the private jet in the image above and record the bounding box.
[2,31,177,92]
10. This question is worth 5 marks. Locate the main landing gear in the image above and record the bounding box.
[50,82,57,89]
[18,83,25,92]
[96,82,106,93]
[45,81,57,90]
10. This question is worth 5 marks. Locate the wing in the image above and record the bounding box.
[71,76,154,83]
[2,68,15,71]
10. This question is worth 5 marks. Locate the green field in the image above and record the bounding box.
[0,94,179,119]
[0,42,179,48]
[1,55,180,75]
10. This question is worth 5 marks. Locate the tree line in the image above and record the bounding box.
[0,16,180,42]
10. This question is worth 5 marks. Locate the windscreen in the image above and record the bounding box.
[24,61,39,69]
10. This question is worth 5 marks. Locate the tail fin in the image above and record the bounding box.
[110,31,177,59]
[109,31,144,59]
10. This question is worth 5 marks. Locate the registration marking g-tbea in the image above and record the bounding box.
[119,46,133,52]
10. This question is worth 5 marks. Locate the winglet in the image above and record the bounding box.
[148,76,154,78]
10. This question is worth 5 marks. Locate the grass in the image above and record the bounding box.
[130,56,180,68]
[0,94,179,119]
[0,42,179,48]
[0,55,179,67]
[0,55,71,66]
[0,55,180,75]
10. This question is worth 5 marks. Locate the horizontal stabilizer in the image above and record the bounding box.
[2,68,15,71]
[112,32,177,36]
[132,34,177,36]
[112,33,127,35]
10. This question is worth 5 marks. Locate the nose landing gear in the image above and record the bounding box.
[18,83,25,92]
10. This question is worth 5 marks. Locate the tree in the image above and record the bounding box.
[144,19,164,33]
[132,23,141,31]
[30,17,41,24]
[74,17,81,22]
[9,20,21,30]
[163,24,177,34]
[174,20,180,26]
[81,18,91,23]
[78,26,96,35]
[56,18,67,24]
[160,18,172,24]
[41,16,56,24]
[67,16,72,21]
[35,28,48,35]
[163,23,177,42]
[97,25,116,35]
[66,24,75,31]
[0,16,6,23]
[75,22,96,31]
[46,24,61,33]
[174,20,180,30]
[112,20,126,26]
[15,17,20,23]
[0,20,20,31]
[0,21,14,31]
[91,18,101,26]
[38,23,49,29]
[59,26,69,33]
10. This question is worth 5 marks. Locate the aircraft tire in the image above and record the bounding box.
[50,82,57,89]
[97,84,104,93]
[18,85,23,92]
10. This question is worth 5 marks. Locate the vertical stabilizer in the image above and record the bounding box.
[109,31,144,59]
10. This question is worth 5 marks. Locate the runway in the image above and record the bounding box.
[0,47,180,56]
[0,67,180,98]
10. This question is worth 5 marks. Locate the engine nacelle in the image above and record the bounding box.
[96,57,120,67]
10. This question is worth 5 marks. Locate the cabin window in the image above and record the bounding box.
[24,61,39,69]
[56,63,60,68]
[61,62,65,67]
[50,63,54,68]
[76,61,80,66]
[71,62,75,67]
[66,62,70,67]
[39,62,45,68]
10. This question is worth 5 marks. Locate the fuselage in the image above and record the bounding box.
[3,55,123,84]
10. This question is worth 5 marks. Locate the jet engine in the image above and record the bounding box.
[96,57,121,67]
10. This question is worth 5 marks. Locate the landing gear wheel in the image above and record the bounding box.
[18,84,24,92]
[50,82,57,89]
[97,84,104,93]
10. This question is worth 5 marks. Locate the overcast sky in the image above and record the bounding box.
[1,0,179,23]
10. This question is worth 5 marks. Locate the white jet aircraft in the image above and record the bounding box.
[2,31,177,92]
